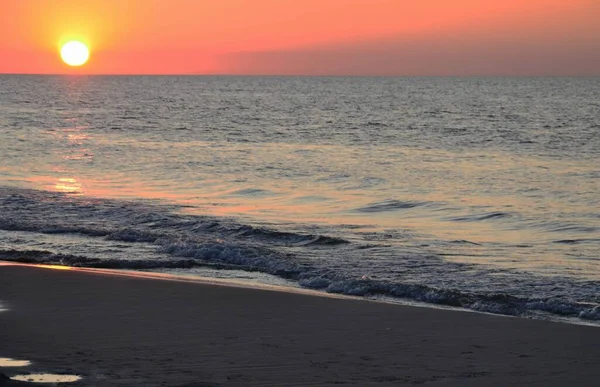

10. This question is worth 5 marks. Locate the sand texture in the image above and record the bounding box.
[1,265,600,386]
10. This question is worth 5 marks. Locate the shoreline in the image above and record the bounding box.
[0,261,358,301]
[2,264,600,386]
[2,183,599,329]
[1,261,597,328]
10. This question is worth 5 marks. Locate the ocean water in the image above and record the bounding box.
[1,75,599,323]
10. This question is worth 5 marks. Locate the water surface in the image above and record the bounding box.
[1,76,599,322]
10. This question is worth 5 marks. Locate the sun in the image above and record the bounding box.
[60,41,90,67]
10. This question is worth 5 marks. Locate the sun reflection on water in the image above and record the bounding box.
[54,177,82,194]
[33,264,73,271]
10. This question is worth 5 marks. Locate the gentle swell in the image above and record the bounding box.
[2,247,600,322]
[354,200,427,213]
[0,189,349,248]
[449,212,511,222]
[1,186,599,323]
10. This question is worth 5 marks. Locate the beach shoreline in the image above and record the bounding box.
[2,264,600,386]
[2,261,597,327]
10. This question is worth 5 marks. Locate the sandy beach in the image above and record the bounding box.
[1,264,600,386]
[2,0,600,384]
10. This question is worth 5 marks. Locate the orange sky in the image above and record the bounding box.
[1,0,599,75]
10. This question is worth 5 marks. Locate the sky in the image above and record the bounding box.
[1,0,599,75]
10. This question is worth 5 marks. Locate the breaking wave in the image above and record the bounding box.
[3,247,600,322]
[1,186,599,324]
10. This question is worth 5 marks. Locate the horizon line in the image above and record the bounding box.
[1,72,599,78]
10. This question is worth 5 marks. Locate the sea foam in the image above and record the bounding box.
[1,186,600,324]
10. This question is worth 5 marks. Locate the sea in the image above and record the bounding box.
[1,75,599,324]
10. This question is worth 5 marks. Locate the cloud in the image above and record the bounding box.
[219,3,600,76]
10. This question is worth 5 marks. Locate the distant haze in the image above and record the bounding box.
[1,0,599,75]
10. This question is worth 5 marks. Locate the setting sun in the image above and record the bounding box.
[60,41,89,67]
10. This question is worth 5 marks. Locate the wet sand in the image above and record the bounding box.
[1,264,600,386]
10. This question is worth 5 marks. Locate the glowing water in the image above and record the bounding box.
[0,76,599,323]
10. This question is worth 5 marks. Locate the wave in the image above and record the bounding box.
[449,239,482,246]
[1,186,599,323]
[300,277,600,321]
[227,188,275,197]
[3,247,600,322]
[354,199,427,213]
[0,188,349,248]
[449,212,511,222]
[553,238,600,245]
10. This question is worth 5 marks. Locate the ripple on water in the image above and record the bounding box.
[448,212,511,222]
[354,199,427,213]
